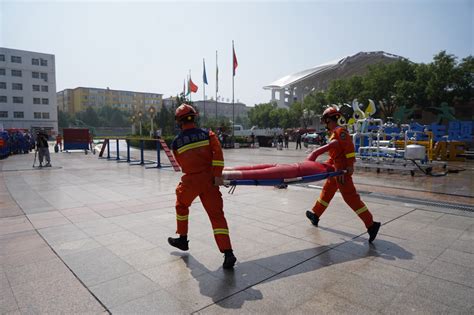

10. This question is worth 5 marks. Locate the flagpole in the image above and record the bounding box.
[203,58,206,121]
[189,70,192,102]
[215,50,218,121]
[232,40,235,140]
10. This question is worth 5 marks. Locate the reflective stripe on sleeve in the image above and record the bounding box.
[177,140,210,154]
[345,152,356,158]
[355,206,368,215]
[212,160,224,167]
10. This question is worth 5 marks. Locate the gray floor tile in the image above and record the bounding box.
[450,238,474,254]
[199,290,264,314]
[37,224,89,245]
[75,219,124,237]
[404,274,474,311]
[93,230,140,246]
[348,259,419,289]
[381,291,456,314]
[327,272,401,311]
[0,285,19,314]
[142,259,207,288]
[6,257,70,287]
[110,289,194,314]
[90,272,160,308]
[61,247,135,286]
[0,230,46,256]
[1,246,57,269]
[295,291,377,315]
[436,248,474,268]
[121,246,181,271]
[50,237,102,256]
[164,272,242,311]
[10,272,87,309]
[422,259,474,287]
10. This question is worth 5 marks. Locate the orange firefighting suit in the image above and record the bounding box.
[171,125,232,252]
[307,126,374,228]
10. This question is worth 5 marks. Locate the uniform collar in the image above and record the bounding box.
[181,123,196,131]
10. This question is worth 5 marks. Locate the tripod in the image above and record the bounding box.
[32,150,38,168]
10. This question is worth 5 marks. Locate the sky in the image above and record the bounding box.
[1,0,472,106]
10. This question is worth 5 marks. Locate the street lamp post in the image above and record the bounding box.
[138,111,143,136]
[148,106,156,137]
[130,115,136,135]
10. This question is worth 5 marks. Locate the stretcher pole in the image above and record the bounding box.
[222,170,345,186]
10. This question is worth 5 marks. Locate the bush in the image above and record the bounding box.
[128,136,174,150]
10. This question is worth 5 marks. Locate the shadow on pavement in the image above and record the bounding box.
[174,228,413,310]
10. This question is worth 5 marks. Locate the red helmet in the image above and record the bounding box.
[320,107,341,123]
[175,104,197,121]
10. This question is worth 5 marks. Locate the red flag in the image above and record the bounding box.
[233,45,238,76]
[189,77,198,93]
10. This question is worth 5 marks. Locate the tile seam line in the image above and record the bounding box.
[4,180,112,315]
[193,208,419,313]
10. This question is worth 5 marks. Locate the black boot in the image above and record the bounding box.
[306,211,319,226]
[168,235,189,251]
[368,222,381,243]
[223,250,236,269]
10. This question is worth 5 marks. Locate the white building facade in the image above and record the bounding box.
[0,47,58,135]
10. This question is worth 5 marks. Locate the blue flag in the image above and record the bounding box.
[203,59,208,85]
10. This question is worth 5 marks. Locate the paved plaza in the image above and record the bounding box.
[1,144,473,314]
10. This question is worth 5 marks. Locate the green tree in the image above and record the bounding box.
[248,102,277,128]
[58,110,72,129]
[326,79,350,104]
[426,51,458,107]
[303,91,327,116]
[78,107,100,127]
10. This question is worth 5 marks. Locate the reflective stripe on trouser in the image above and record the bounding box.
[312,175,374,228]
[175,173,232,252]
[312,176,338,217]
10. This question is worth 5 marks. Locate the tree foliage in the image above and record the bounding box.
[246,51,472,127]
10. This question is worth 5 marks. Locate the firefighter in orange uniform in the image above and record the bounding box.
[56,134,63,152]
[305,107,381,242]
[168,104,237,269]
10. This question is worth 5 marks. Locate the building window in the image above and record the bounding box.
[34,112,42,119]
[40,73,48,81]
[0,111,7,118]
[11,70,22,77]
[32,72,39,79]
[42,112,50,119]
[32,58,39,65]
[0,82,6,89]
[0,55,5,62]
[33,85,40,91]
[41,85,48,92]
[12,83,23,90]
[33,98,41,104]
[40,59,48,66]
[11,56,22,63]
[13,97,23,104]
[41,98,49,105]
[0,69,5,75]
[0,96,7,103]
[13,112,24,118]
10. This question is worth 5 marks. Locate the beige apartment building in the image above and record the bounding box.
[57,87,163,115]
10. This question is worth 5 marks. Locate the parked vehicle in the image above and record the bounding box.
[303,132,327,147]
[233,125,283,147]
